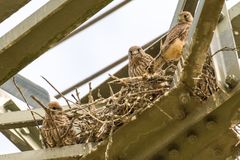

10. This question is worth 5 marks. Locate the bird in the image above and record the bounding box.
[149,11,193,73]
[128,46,153,77]
[41,101,77,148]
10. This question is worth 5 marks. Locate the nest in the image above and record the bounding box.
[65,74,172,143]
[40,56,216,146]
[30,54,218,148]
[192,57,219,101]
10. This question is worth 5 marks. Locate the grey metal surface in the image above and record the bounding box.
[1,74,50,108]
[0,143,95,160]
[210,3,240,90]
[0,0,30,23]
[229,1,240,56]
[0,0,112,86]
[0,105,44,130]
[0,1,238,159]
[0,100,42,151]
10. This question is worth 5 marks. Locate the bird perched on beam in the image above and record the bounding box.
[41,101,77,148]
[148,11,193,73]
[128,46,153,77]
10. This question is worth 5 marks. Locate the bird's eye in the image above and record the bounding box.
[184,15,187,18]
[137,48,141,52]
[52,107,56,110]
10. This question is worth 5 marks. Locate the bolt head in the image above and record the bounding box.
[206,120,217,130]
[225,74,239,89]
[187,134,198,144]
[179,93,190,105]
[168,149,179,158]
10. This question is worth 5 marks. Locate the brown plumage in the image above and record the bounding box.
[149,11,193,73]
[128,46,153,77]
[41,101,77,148]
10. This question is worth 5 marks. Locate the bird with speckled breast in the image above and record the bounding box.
[41,101,77,148]
[128,46,154,77]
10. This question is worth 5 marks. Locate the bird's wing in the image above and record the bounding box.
[162,23,190,53]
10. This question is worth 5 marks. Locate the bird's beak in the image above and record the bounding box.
[132,50,139,55]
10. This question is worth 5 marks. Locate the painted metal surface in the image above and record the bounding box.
[0,0,30,23]
[0,143,95,160]
[0,0,112,86]
[0,0,240,159]
[210,4,240,90]
[0,100,42,151]
[1,74,50,108]
[229,1,240,56]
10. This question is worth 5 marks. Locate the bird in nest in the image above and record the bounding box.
[128,45,153,77]
[148,11,193,73]
[41,101,77,148]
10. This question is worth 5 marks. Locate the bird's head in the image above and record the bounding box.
[178,11,193,23]
[48,101,62,114]
[128,46,143,60]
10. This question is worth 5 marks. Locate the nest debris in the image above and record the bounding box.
[65,74,172,143]
[33,55,218,148]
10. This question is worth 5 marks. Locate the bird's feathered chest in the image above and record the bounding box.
[162,22,191,52]
[128,53,153,77]
[129,54,152,66]
[42,114,70,129]
[41,113,76,148]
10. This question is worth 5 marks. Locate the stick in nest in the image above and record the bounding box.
[41,76,72,109]
[12,77,48,148]
[104,120,114,160]
[75,88,81,104]
[210,46,239,58]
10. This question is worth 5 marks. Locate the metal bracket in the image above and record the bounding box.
[210,4,240,90]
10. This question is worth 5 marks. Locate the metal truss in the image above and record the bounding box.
[1,0,240,159]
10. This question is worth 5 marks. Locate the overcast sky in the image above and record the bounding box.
[0,0,239,155]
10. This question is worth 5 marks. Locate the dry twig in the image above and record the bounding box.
[12,77,48,147]
[41,76,72,109]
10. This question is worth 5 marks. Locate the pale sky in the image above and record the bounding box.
[0,0,239,155]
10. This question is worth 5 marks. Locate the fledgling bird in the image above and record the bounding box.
[149,11,193,73]
[41,101,77,148]
[128,46,153,77]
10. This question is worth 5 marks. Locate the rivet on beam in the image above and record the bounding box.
[225,74,239,90]
[175,109,186,120]
[179,93,191,105]
[168,149,180,159]
[206,120,217,130]
[187,131,198,144]
[168,144,180,159]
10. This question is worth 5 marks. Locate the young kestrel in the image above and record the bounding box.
[128,46,153,77]
[149,11,193,73]
[41,101,77,148]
